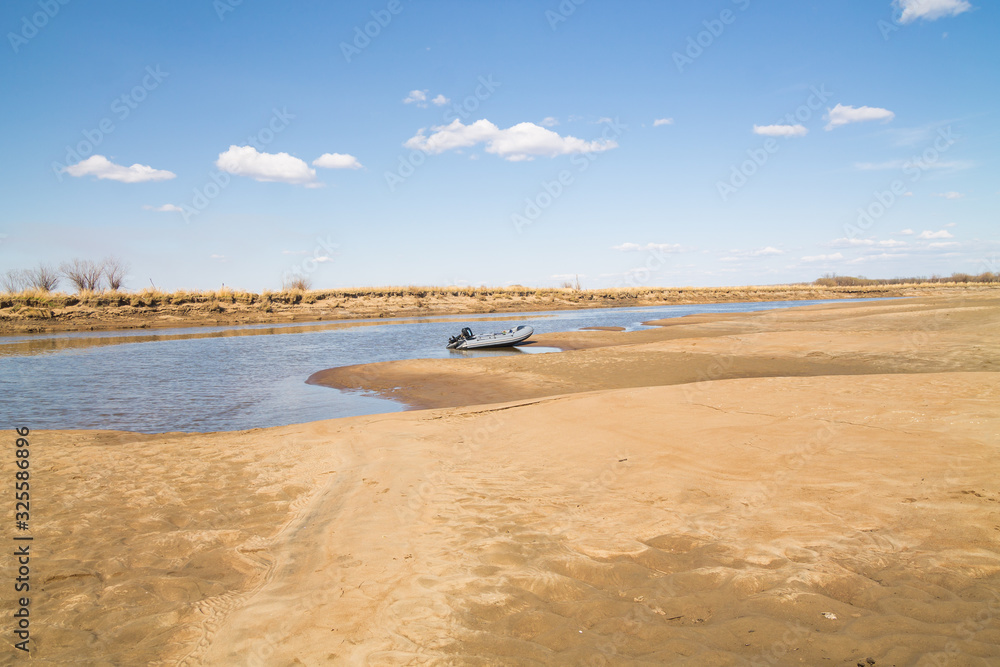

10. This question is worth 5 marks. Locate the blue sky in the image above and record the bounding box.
[1,0,996,291]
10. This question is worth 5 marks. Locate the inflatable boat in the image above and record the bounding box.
[446,325,533,350]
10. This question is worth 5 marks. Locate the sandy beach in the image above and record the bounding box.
[4,295,999,665]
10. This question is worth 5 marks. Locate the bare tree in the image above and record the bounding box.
[25,264,60,291]
[102,256,129,291]
[1,269,29,293]
[61,259,104,292]
[282,274,312,291]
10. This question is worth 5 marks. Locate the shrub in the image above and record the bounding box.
[1,270,29,293]
[103,257,129,291]
[283,276,312,291]
[61,259,104,292]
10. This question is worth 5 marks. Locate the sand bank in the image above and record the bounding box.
[3,283,995,335]
[4,295,999,665]
[308,296,1000,409]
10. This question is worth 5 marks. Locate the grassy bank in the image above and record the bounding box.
[2,282,998,334]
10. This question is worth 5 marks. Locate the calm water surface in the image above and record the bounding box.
[0,299,879,433]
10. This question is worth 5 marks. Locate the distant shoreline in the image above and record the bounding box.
[2,282,997,335]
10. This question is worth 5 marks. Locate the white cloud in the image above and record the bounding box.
[403,89,428,106]
[828,237,911,249]
[143,204,183,212]
[540,116,559,127]
[893,0,973,23]
[899,229,915,235]
[312,153,363,170]
[210,254,226,260]
[726,246,786,257]
[929,241,960,248]
[596,117,613,124]
[216,145,316,185]
[849,252,909,263]
[64,155,176,183]
[315,256,333,263]
[404,119,618,162]
[751,246,784,256]
[824,104,895,130]
[612,242,683,253]
[653,118,674,127]
[802,253,844,262]
[431,94,449,106]
[753,124,808,137]
[829,238,876,247]
[933,191,965,199]
[917,230,954,239]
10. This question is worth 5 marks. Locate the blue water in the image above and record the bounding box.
[0,299,882,433]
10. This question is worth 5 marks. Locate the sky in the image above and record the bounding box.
[1,0,997,291]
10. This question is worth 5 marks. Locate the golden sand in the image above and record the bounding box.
[4,296,999,665]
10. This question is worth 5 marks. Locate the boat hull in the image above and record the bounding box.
[449,325,533,350]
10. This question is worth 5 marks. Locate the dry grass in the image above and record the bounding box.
[3,281,999,334]
[0,281,993,309]
[814,271,999,287]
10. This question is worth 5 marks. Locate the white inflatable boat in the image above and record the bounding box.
[446,325,534,350]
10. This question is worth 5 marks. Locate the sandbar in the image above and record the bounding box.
[5,294,999,665]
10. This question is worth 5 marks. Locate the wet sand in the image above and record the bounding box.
[308,296,1000,409]
[4,295,999,665]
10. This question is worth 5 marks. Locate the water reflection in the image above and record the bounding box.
[0,313,554,359]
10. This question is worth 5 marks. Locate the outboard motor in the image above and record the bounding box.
[447,327,475,349]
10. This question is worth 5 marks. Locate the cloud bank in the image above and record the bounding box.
[612,242,682,253]
[753,124,807,137]
[404,119,618,162]
[313,153,363,170]
[894,0,973,23]
[216,146,316,185]
[824,104,895,130]
[64,155,176,183]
